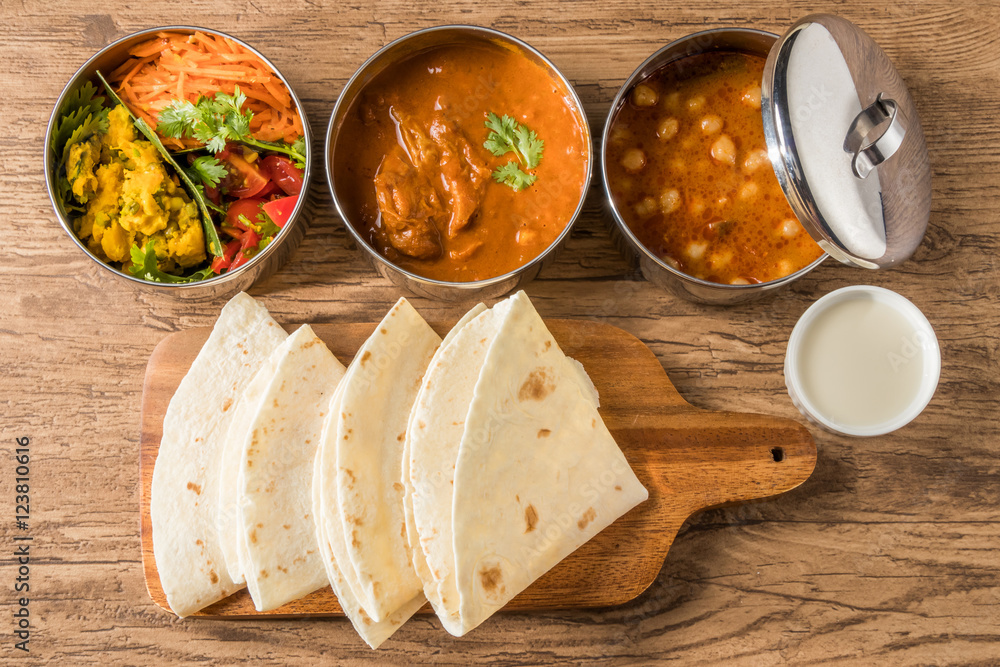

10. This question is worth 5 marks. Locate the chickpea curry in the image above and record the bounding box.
[606,52,823,285]
[335,43,589,283]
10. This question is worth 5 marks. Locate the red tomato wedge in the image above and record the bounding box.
[226,198,267,230]
[262,195,299,228]
[218,147,270,199]
[260,156,304,196]
[211,239,241,274]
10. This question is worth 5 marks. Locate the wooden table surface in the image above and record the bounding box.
[2,0,998,664]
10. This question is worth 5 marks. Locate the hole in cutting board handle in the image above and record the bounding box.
[770,447,785,463]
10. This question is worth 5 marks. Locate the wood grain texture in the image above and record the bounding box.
[0,0,998,664]
[139,320,815,617]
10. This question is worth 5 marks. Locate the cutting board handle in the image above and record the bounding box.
[639,408,817,520]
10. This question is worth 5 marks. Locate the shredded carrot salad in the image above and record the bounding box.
[109,31,303,149]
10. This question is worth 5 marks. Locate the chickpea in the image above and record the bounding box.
[668,158,686,173]
[688,198,707,217]
[708,249,733,268]
[779,218,802,238]
[700,114,723,135]
[730,277,751,285]
[743,148,769,173]
[634,196,658,218]
[632,84,659,107]
[657,117,679,141]
[686,95,706,112]
[660,188,681,214]
[609,124,631,145]
[742,85,762,109]
[710,134,736,166]
[665,92,681,109]
[621,148,647,172]
[739,181,760,200]
[777,259,794,277]
[686,241,708,260]
[660,253,681,270]
[716,195,730,208]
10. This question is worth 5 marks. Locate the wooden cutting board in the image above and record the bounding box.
[140,319,816,618]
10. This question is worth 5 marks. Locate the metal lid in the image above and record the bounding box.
[761,14,931,269]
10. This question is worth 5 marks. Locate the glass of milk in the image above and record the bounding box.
[784,286,940,436]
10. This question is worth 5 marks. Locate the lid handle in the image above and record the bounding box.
[844,93,907,179]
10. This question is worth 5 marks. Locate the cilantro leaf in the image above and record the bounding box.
[483,111,544,191]
[156,85,306,165]
[51,81,107,158]
[492,161,537,192]
[187,155,227,188]
[127,241,214,283]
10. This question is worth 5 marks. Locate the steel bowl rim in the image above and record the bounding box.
[44,24,313,291]
[600,26,828,294]
[325,23,594,292]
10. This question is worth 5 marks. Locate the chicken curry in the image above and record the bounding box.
[335,42,589,282]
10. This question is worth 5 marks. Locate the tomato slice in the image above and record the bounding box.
[226,198,267,231]
[260,156,304,196]
[218,146,270,199]
[230,229,261,271]
[211,239,241,274]
[262,195,299,228]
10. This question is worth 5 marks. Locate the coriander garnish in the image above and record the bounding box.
[483,112,544,192]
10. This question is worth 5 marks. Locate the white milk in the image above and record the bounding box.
[785,286,940,436]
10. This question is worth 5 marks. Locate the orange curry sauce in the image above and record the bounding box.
[335,43,588,282]
[606,52,823,285]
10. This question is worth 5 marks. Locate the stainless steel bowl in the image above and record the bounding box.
[326,25,593,302]
[44,26,313,301]
[601,28,827,305]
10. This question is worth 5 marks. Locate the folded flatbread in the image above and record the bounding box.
[401,302,486,629]
[312,431,425,648]
[405,300,511,633]
[333,298,441,622]
[236,324,346,611]
[150,292,287,617]
[417,291,648,636]
[216,344,285,584]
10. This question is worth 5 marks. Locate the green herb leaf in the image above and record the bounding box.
[484,112,544,191]
[491,161,537,192]
[51,81,107,158]
[97,70,223,257]
[156,85,306,165]
[187,155,227,188]
[127,240,215,283]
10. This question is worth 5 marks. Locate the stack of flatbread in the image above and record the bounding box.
[150,291,647,648]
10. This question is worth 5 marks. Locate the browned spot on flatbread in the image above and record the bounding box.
[260,569,269,579]
[524,505,538,533]
[592,418,596,428]
[283,524,291,530]
[273,398,279,408]
[578,507,597,531]
[186,482,202,495]
[479,565,505,594]
[301,338,320,349]
[195,539,203,546]
[209,570,218,584]
[250,530,258,545]
[615,485,622,491]
[222,398,233,412]
[278,566,288,574]
[545,340,552,350]
[361,350,372,365]
[343,469,356,488]
[392,482,404,493]
[397,432,406,442]
[352,531,361,549]
[518,368,555,402]
[537,428,551,438]
[380,327,387,334]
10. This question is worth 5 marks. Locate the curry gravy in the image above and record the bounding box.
[335,43,588,282]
